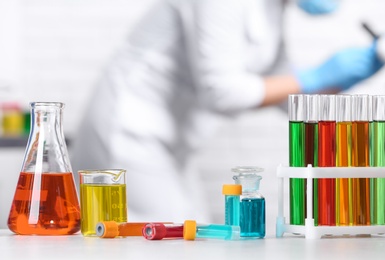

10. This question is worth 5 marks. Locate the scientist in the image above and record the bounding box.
[71,0,383,222]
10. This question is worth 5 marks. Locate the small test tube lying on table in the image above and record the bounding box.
[96,221,172,238]
[142,223,184,240]
[183,220,240,240]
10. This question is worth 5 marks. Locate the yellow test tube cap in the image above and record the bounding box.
[183,220,197,240]
[96,221,120,238]
[222,184,242,195]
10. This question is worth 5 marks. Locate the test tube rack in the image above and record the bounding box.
[276,164,385,239]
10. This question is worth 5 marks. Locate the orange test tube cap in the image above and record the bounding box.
[183,220,197,240]
[96,221,119,238]
[222,184,242,195]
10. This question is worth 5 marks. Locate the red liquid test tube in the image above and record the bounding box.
[318,95,336,226]
[142,223,184,240]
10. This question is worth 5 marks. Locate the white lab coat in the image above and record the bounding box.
[71,0,288,223]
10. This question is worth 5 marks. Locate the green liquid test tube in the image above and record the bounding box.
[183,220,240,240]
[289,94,305,225]
[370,96,374,224]
[372,95,385,225]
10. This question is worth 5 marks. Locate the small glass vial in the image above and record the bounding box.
[222,184,241,226]
[232,166,265,238]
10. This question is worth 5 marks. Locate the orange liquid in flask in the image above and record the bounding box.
[8,172,81,235]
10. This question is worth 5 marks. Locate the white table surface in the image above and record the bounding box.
[1,230,385,260]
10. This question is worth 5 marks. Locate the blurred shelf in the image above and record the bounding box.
[0,136,71,148]
[0,136,28,148]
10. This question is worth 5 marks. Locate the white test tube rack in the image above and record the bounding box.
[276,164,385,239]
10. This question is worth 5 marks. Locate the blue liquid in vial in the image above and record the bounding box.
[225,196,240,226]
[240,197,265,238]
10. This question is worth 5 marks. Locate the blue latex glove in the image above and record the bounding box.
[297,0,339,15]
[297,43,384,94]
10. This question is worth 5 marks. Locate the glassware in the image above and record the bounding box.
[96,221,146,238]
[304,94,319,225]
[232,166,265,238]
[7,102,81,235]
[372,95,385,225]
[183,220,240,240]
[335,95,353,226]
[142,223,184,240]
[351,94,370,225]
[96,221,174,238]
[318,94,336,226]
[288,94,306,225]
[79,169,127,236]
[222,184,241,226]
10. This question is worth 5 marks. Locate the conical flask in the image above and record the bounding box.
[7,102,81,235]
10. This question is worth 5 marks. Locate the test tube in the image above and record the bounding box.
[96,221,172,238]
[183,220,240,240]
[304,94,318,225]
[370,94,374,224]
[369,95,376,225]
[288,94,305,225]
[371,95,385,225]
[369,95,374,168]
[318,95,336,226]
[222,184,241,226]
[142,223,184,240]
[352,94,370,226]
[335,94,352,226]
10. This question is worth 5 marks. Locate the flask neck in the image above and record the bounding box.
[30,102,65,143]
[22,102,70,173]
[31,102,63,126]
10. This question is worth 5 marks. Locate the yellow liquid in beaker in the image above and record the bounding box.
[80,184,127,236]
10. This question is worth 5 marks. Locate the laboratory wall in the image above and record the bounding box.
[0,0,385,236]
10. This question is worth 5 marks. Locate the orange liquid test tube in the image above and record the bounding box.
[96,221,172,238]
[352,95,370,225]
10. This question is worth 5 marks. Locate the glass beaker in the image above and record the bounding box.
[232,166,265,238]
[7,102,81,235]
[79,169,127,236]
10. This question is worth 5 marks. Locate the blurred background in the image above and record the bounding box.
[0,0,385,237]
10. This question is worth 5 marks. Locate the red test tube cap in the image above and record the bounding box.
[142,223,167,240]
